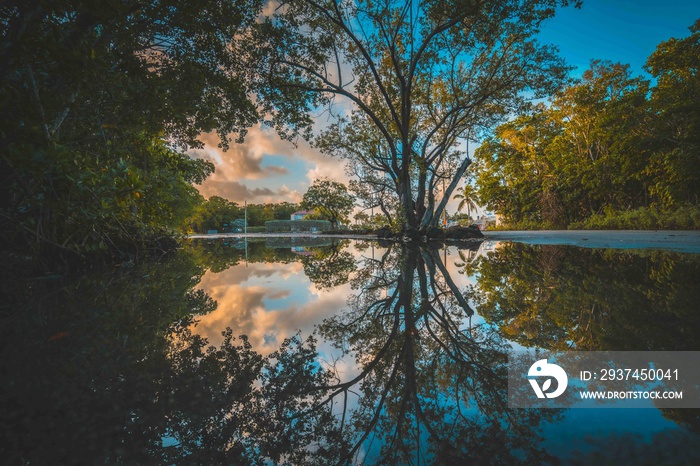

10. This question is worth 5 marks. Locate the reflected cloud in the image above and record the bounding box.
[193,261,352,353]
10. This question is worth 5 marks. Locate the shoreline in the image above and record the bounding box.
[188,232,381,240]
[481,230,700,253]
[187,230,700,253]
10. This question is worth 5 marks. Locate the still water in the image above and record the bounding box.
[2,237,699,464]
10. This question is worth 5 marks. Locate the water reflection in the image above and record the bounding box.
[468,242,700,352]
[189,239,357,351]
[191,239,558,463]
[1,239,699,463]
[466,242,700,441]
[0,247,348,464]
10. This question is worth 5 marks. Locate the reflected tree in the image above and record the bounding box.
[466,243,700,435]
[11,241,661,464]
[292,243,558,464]
[301,241,357,289]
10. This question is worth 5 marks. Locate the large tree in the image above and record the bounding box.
[251,0,578,236]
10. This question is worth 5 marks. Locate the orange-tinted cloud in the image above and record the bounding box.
[188,125,352,203]
[196,180,276,201]
[189,131,289,181]
[192,261,351,353]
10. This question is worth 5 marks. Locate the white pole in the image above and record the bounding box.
[244,200,247,235]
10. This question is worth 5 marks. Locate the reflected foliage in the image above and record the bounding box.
[467,243,700,351]
[466,243,700,435]
[6,240,699,463]
[185,238,300,273]
[301,241,356,289]
[0,249,339,464]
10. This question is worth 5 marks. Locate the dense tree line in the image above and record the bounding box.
[474,21,700,229]
[187,196,301,233]
[187,179,358,233]
[0,0,265,270]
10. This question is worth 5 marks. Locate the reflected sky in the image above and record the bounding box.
[193,242,482,352]
[190,238,700,463]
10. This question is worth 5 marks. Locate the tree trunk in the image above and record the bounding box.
[422,157,472,230]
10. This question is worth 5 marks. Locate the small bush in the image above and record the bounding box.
[265,220,292,232]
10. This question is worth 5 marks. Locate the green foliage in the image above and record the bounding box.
[187,196,242,233]
[568,205,700,230]
[187,199,301,233]
[302,178,355,228]
[474,24,700,230]
[645,19,700,208]
[291,220,332,232]
[454,185,479,218]
[0,0,264,267]
[264,220,292,232]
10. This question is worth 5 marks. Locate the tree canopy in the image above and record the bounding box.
[302,178,355,228]
[0,0,264,267]
[473,22,700,229]
[251,0,579,236]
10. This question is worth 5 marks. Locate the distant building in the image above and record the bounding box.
[473,211,500,230]
[290,210,313,221]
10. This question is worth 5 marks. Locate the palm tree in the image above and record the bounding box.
[454,185,478,219]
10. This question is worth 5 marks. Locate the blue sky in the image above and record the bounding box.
[538,0,700,77]
[193,1,700,205]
